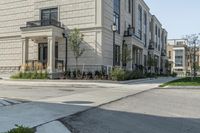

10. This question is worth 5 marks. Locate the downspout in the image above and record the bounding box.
[62,33,68,72]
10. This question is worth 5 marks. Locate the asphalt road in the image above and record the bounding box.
[63,87,200,133]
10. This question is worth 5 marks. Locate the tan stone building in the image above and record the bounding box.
[167,39,190,76]
[0,0,168,78]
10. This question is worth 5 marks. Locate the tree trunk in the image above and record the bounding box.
[75,58,78,79]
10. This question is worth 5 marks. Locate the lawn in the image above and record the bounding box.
[160,77,200,87]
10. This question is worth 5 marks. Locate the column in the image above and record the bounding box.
[47,36,55,73]
[21,38,29,70]
[130,45,133,70]
[140,49,144,66]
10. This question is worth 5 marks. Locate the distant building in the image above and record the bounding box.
[167,39,189,76]
[167,39,200,76]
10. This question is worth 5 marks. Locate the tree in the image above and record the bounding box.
[165,60,172,75]
[147,56,155,73]
[184,33,200,79]
[121,43,132,70]
[68,28,85,77]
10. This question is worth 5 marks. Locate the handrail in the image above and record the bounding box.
[25,19,62,28]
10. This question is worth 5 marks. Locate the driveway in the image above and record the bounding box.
[63,87,200,133]
[0,78,176,132]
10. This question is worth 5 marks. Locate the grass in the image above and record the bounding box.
[160,77,200,87]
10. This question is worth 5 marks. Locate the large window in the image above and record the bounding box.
[144,12,147,47]
[113,0,120,33]
[125,0,131,13]
[175,50,184,67]
[137,5,142,40]
[41,8,58,21]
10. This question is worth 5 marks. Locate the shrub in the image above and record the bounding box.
[171,72,177,77]
[111,68,126,81]
[64,70,71,79]
[7,125,34,133]
[11,71,48,79]
[87,72,93,79]
[94,71,102,79]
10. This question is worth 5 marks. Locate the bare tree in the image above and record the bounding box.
[68,28,85,77]
[184,33,200,79]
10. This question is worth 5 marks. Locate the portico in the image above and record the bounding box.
[20,21,65,78]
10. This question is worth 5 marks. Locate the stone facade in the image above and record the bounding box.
[167,39,190,76]
[0,0,168,77]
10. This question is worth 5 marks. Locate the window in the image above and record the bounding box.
[115,45,121,66]
[158,29,160,38]
[168,51,171,59]
[41,8,58,26]
[41,8,58,21]
[175,50,183,67]
[113,0,120,33]
[155,25,158,35]
[137,5,142,40]
[144,12,147,47]
[128,0,131,13]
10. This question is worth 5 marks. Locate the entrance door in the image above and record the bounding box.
[39,43,48,68]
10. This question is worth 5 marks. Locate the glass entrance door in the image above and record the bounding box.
[39,43,48,68]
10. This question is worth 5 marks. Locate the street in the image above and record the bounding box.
[1,78,199,133]
[63,87,200,133]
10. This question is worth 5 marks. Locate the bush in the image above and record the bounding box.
[87,72,93,79]
[64,70,71,79]
[111,68,126,81]
[7,125,34,133]
[11,71,48,79]
[171,72,177,77]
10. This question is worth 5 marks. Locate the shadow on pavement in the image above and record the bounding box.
[61,106,200,133]
[0,100,199,133]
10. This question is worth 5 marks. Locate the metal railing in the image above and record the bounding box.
[148,41,155,50]
[26,19,62,28]
[124,27,142,40]
[24,59,64,72]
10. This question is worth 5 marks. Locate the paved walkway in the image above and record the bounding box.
[0,77,176,132]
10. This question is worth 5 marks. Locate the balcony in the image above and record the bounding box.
[21,19,63,29]
[124,27,142,40]
[148,41,155,50]
[124,27,135,37]
[161,49,167,56]
[20,19,65,39]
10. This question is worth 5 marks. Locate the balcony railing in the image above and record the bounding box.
[24,59,64,72]
[148,41,155,50]
[124,27,135,37]
[124,26,142,40]
[161,49,167,56]
[24,19,62,28]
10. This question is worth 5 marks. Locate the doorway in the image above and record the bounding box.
[38,43,48,67]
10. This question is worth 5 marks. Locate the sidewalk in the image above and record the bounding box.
[0,77,174,86]
[0,77,176,132]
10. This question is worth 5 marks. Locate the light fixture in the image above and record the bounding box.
[112,23,117,32]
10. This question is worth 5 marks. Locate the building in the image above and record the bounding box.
[167,39,189,76]
[0,0,168,78]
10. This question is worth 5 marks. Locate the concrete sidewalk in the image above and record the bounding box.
[0,77,176,132]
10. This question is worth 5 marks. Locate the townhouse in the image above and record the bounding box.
[167,39,200,76]
[0,0,168,78]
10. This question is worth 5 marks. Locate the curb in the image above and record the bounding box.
[0,77,173,85]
